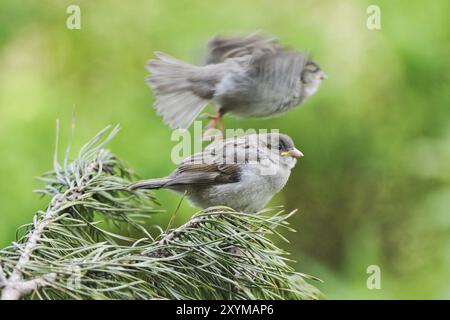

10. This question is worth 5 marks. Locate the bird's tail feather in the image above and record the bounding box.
[129,177,171,190]
[146,52,209,130]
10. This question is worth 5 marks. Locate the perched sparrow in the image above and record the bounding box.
[130,133,303,212]
[146,33,326,130]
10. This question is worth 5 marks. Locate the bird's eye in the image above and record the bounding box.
[278,144,283,151]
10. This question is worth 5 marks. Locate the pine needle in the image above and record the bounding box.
[0,125,322,300]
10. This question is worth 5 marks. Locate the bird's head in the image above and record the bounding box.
[264,133,303,169]
[301,60,327,97]
[303,61,327,81]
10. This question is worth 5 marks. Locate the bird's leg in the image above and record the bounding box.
[203,112,225,141]
[206,113,224,132]
[202,111,224,141]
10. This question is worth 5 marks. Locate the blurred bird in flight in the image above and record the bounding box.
[146,33,326,132]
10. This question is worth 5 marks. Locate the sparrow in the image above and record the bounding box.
[146,33,326,131]
[129,133,303,212]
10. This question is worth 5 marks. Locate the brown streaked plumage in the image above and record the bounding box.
[129,133,303,212]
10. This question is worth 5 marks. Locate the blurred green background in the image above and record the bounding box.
[0,0,449,299]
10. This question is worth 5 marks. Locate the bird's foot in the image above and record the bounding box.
[202,113,224,141]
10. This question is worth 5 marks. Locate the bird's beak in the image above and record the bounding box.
[281,148,304,158]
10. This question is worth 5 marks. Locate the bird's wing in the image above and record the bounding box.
[164,134,268,187]
[248,50,308,107]
[165,161,241,186]
[206,33,282,64]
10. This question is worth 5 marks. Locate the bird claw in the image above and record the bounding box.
[202,112,224,142]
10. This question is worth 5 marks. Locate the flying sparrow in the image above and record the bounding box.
[146,33,326,130]
[130,133,303,212]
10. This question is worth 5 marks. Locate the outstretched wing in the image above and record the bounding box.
[247,50,308,110]
[206,33,282,64]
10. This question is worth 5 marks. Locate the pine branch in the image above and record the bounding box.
[0,124,322,300]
